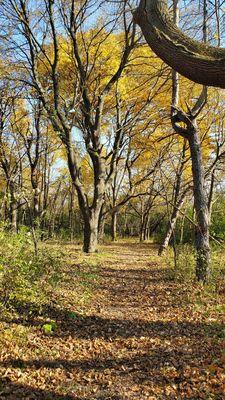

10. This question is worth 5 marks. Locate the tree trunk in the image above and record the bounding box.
[139,224,144,242]
[67,141,106,253]
[143,213,150,241]
[9,182,17,233]
[158,192,186,255]
[189,127,210,282]
[33,187,40,227]
[180,213,185,244]
[77,186,104,252]
[69,185,75,241]
[98,204,106,241]
[98,216,106,242]
[208,169,215,224]
[111,210,117,241]
[83,213,99,253]
[139,208,144,242]
[11,202,17,233]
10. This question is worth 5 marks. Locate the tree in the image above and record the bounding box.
[135,0,218,281]
[134,0,225,89]
[0,87,24,232]
[2,0,139,252]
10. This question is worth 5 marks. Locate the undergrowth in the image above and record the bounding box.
[163,244,225,284]
[0,227,99,317]
[0,227,63,311]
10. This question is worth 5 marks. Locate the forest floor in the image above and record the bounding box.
[0,240,225,399]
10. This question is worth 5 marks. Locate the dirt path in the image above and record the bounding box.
[0,242,225,399]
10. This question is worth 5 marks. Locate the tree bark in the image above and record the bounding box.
[111,210,117,241]
[188,127,210,282]
[134,0,225,88]
[98,217,106,242]
[208,169,215,224]
[69,185,75,241]
[9,182,17,233]
[158,192,186,255]
[143,214,150,240]
[75,175,105,252]
[83,212,99,253]
[33,188,40,221]
[140,211,150,241]
[98,204,106,241]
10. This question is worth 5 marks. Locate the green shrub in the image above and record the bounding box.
[0,227,62,309]
[163,243,225,289]
[163,244,196,282]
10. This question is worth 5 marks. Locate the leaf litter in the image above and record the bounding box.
[0,241,224,399]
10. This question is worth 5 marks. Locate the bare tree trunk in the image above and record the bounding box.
[77,188,104,253]
[189,127,210,282]
[139,220,144,242]
[69,185,75,241]
[180,213,185,244]
[158,192,186,255]
[171,110,210,282]
[143,216,148,241]
[33,188,40,220]
[143,207,150,241]
[208,169,215,224]
[83,212,99,253]
[123,209,128,237]
[111,210,117,241]
[139,201,144,242]
[9,182,17,233]
[98,204,106,241]
[32,183,41,228]
[98,218,106,242]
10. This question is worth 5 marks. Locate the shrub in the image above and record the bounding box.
[163,243,225,291]
[163,244,196,282]
[0,226,62,310]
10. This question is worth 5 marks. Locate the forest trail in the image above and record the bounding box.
[0,241,224,399]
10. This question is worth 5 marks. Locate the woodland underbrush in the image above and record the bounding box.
[163,243,225,296]
[0,226,99,319]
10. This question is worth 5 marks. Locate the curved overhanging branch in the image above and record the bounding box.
[134,0,225,88]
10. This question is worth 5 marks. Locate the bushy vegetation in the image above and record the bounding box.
[0,226,62,310]
[163,242,225,293]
